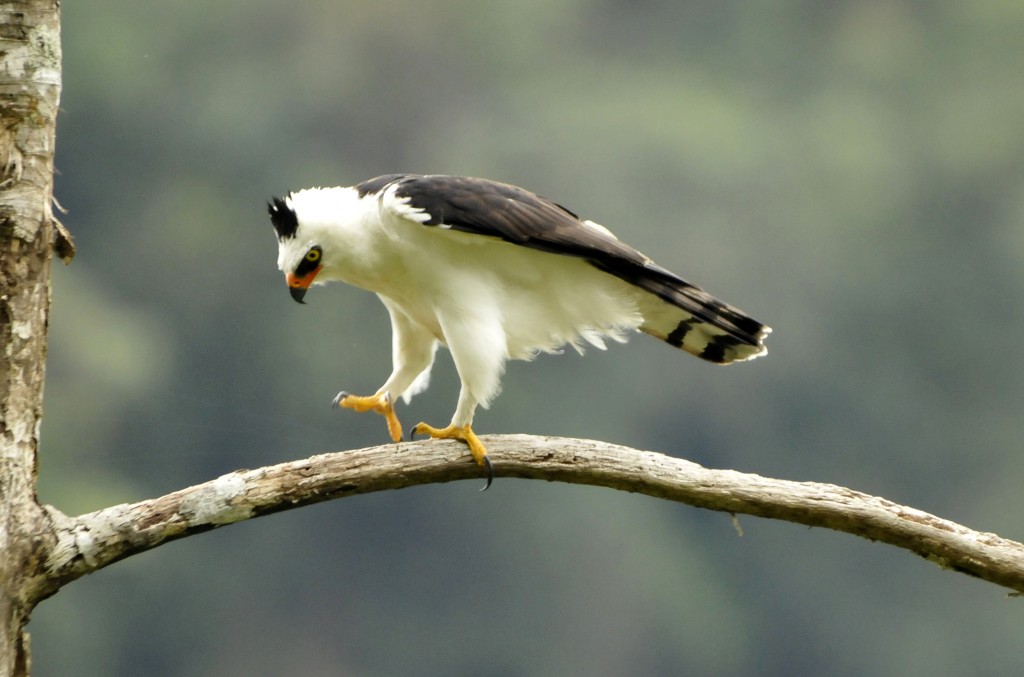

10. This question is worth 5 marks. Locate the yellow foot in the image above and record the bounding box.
[410,422,494,490]
[332,391,403,443]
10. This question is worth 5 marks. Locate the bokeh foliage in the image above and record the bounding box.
[33,2,1024,675]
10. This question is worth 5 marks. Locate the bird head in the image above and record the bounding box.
[268,194,324,304]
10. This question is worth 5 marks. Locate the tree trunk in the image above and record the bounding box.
[0,3,63,675]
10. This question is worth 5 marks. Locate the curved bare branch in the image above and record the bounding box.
[40,435,1024,599]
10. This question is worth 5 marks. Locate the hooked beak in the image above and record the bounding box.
[286,268,321,304]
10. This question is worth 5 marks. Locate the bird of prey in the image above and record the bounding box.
[269,174,770,488]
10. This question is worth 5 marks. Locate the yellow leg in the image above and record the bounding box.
[411,422,493,490]
[332,391,403,443]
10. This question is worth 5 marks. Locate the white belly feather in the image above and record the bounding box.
[367,227,644,361]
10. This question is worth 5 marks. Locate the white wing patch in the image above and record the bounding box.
[379,183,435,225]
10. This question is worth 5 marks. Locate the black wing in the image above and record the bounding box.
[367,174,768,351]
[365,173,646,266]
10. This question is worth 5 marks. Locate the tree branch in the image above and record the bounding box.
[40,435,1024,598]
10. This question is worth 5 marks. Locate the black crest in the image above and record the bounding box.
[268,196,299,240]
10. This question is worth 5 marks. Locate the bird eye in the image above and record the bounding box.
[305,248,321,263]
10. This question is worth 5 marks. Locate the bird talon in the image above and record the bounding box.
[331,390,350,408]
[334,391,403,442]
[410,422,493,489]
[480,455,493,492]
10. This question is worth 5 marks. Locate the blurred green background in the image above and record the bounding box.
[34,1,1024,675]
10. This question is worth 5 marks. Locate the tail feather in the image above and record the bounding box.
[629,266,771,364]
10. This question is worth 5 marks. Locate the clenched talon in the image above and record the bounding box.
[411,421,493,490]
[331,391,349,408]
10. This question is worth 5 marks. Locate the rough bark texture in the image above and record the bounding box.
[42,436,1024,596]
[0,2,62,675]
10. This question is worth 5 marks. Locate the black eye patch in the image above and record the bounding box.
[295,245,322,277]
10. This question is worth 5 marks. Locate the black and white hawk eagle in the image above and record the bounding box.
[269,174,770,487]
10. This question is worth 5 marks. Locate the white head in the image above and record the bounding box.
[268,187,365,303]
